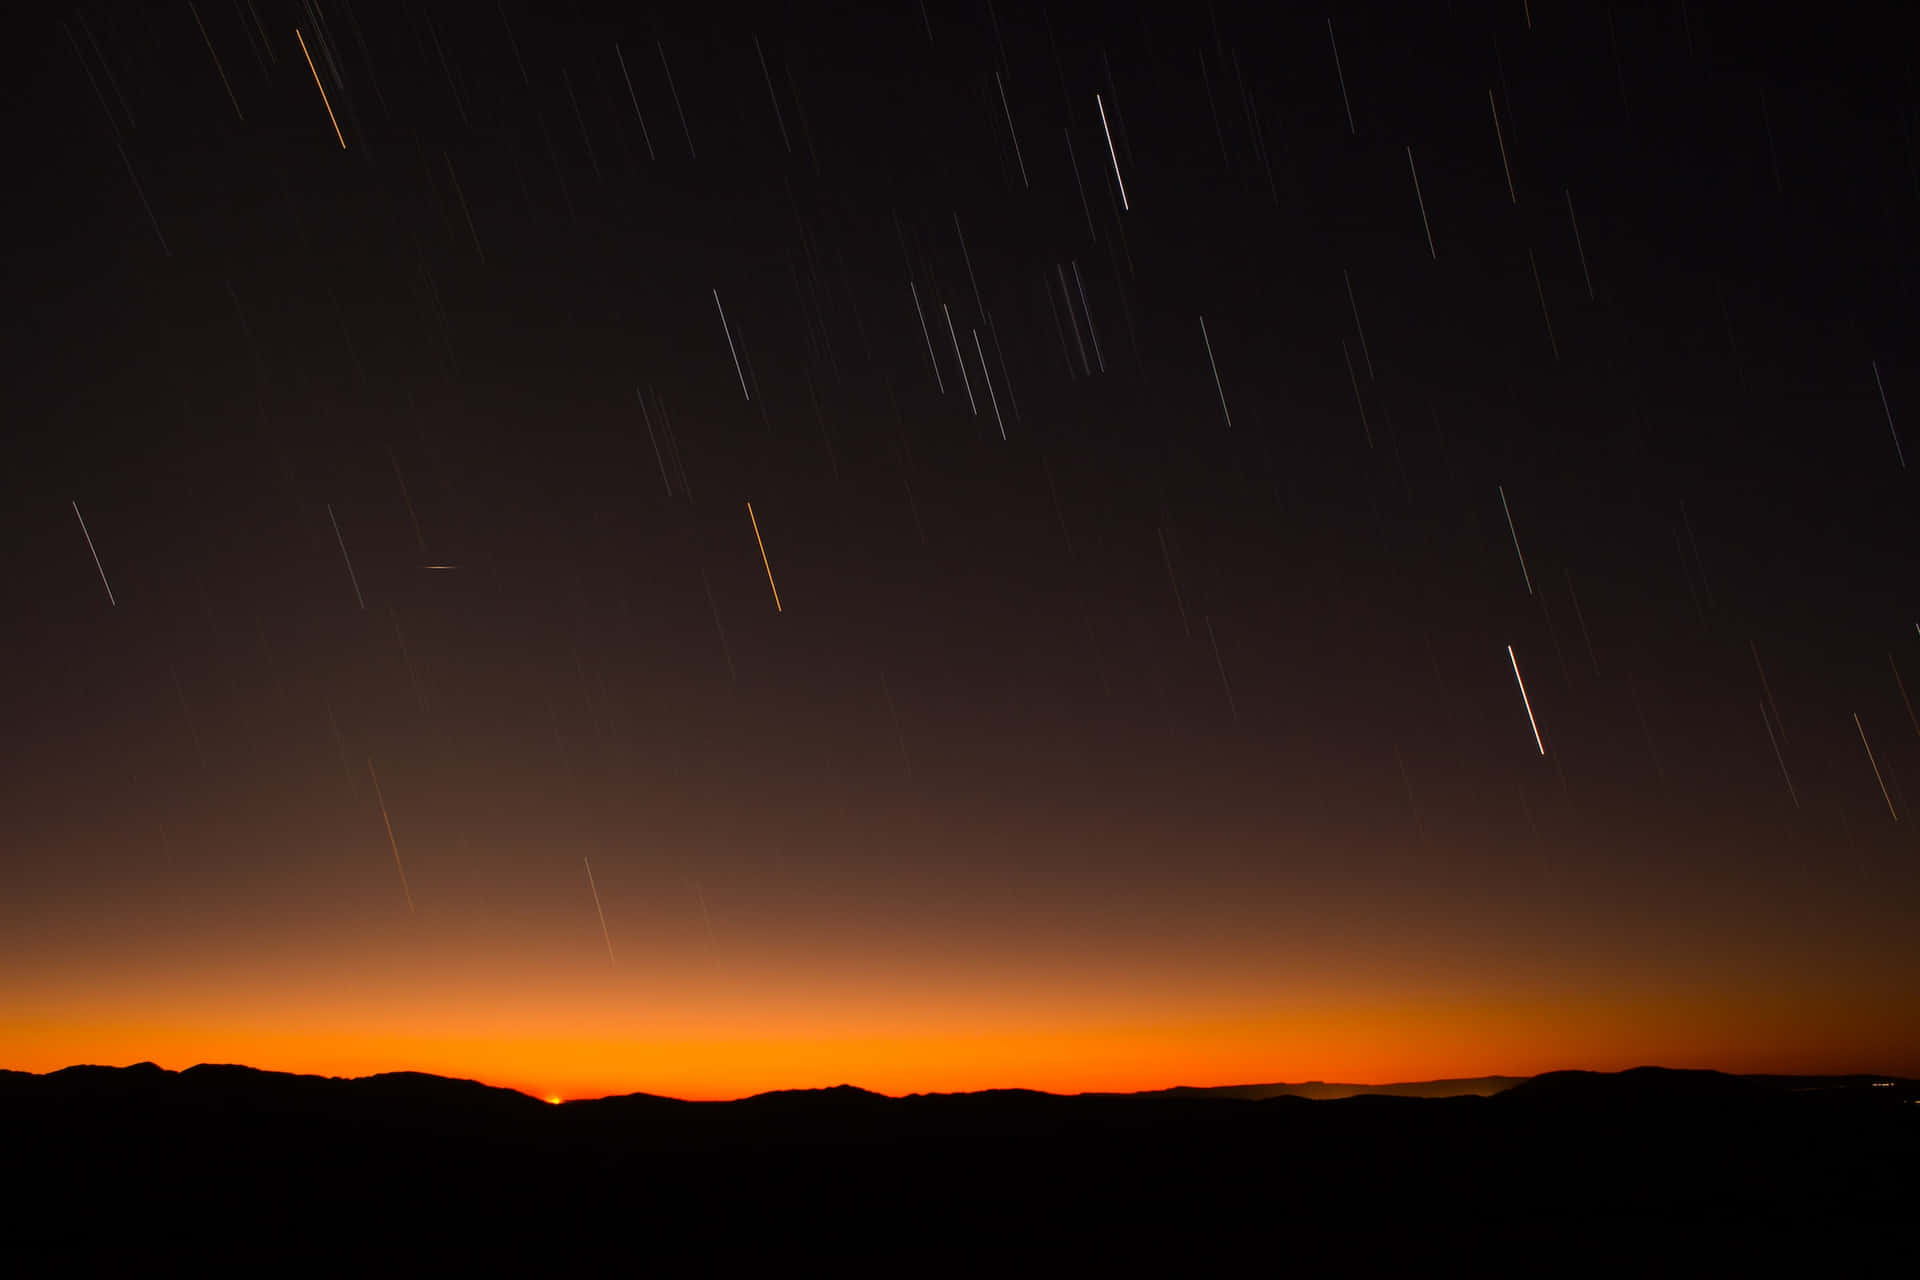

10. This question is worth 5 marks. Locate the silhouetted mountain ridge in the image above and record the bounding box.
[7,1060,1916,1257]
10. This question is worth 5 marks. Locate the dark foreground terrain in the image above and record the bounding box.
[5,1064,1914,1266]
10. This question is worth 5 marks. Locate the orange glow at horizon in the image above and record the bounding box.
[7,977,1915,1103]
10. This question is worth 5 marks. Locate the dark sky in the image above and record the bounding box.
[2,0,1915,1099]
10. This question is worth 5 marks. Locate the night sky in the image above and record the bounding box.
[4,1,1916,1101]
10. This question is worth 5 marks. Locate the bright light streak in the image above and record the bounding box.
[1199,316,1231,428]
[295,29,344,149]
[972,328,1006,439]
[747,501,781,613]
[1096,93,1129,210]
[714,290,750,400]
[1854,713,1898,821]
[943,303,977,415]
[1508,645,1545,755]
[910,282,944,394]
[1498,486,1533,595]
[327,504,365,610]
[585,857,614,965]
[1408,146,1436,259]
[366,757,415,914]
[71,501,115,606]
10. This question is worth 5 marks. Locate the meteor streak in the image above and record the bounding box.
[366,757,415,914]
[295,29,344,148]
[585,858,614,965]
[1096,93,1129,210]
[1509,645,1545,755]
[747,501,781,612]
[1854,713,1897,821]
[71,502,115,606]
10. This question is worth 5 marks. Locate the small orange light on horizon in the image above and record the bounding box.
[545,1095,563,1105]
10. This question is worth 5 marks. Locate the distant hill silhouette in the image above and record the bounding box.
[1131,1075,1525,1100]
[5,1062,1915,1262]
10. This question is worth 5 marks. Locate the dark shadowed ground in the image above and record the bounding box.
[4,1063,1913,1267]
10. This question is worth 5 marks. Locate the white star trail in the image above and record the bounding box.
[1096,93,1129,210]
[1407,146,1436,259]
[1854,713,1898,821]
[1498,486,1533,595]
[1509,645,1545,755]
[71,501,115,606]
[910,281,945,393]
[585,857,614,965]
[1199,315,1231,427]
[366,757,415,914]
[714,289,750,399]
[326,504,365,610]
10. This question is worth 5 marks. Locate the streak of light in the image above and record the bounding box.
[614,44,656,161]
[943,303,978,414]
[1407,147,1436,259]
[1342,340,1372,448]
[1853,713,1898,820]
[1057,264,1091,374]
[636,387,672,496]
[1065,128,1096,241]
[1508,646,1545,755]
[584,858,614,965]
[498,2,527,84]
[295,28,345,148]
[1565,188,1594,300]
[71,501,115,606]
[1760,702,1798,808]
[1752,641,1787,741]
[1343,269,1374,380]
[1198,316,1231,428]
[189,3,242,121]
[985,314,1021,422]
[326,504,365,609]
[560,68,599,180]
[713,290,750,399]
[1071,260,1104,371]
[421,565,460,570]
[1327,19,1355,134]
[1095,93,1129,210]
[659,41,695,158]
[366,757,415,914]
[1498,486,1532,594]
[1527,248,1559,362]
[953,214,987,321]
[909,282,945,393]
[1205,616,1238,724]
[747,502,782,613]
[1893,653,1920,740]
[1490,90,1514,202]
[995,72,1029,187]
[972,329,1007,439]
[63,23,169,255]
[753,35,791,153]
[1872,361,1906,468]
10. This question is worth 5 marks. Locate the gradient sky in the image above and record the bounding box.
[3,1,1916,1101]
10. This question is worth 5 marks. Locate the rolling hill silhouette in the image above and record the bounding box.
[6,1062,1914,1261]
